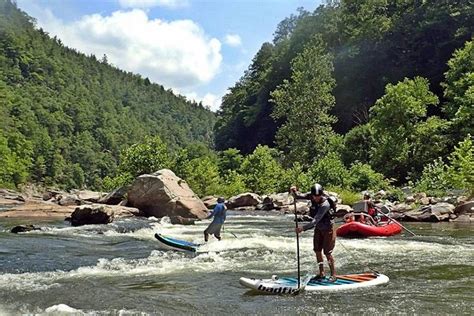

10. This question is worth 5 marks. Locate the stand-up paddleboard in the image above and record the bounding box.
[154,233,201,253]
[239,272,389,294]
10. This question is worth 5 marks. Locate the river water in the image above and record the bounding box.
[0,210,472,315]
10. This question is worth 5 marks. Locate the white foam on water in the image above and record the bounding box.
[43,304,81,314]
[1,214,472,294]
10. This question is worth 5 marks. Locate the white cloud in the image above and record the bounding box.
[183,91,222,112]
[224,34,242,47]
[22,6,222,89]
[118,0,189,9]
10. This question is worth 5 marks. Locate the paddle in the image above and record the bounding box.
[379,206,417,237]
[223,225,238,238]
[292,193,301,289]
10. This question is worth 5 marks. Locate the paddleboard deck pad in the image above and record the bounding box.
[154,233,200,252]
[239,272,389,294]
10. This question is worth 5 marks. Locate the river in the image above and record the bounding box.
[0,210,472,315]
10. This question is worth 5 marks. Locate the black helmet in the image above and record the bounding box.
[217,197,225,203]
[310,183,324,196]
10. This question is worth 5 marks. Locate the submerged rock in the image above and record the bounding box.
[169,216,197,225]
[10,225,41,233]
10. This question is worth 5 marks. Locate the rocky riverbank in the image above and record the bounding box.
[1,170,472,232]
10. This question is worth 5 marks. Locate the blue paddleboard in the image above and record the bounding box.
[154,233,201,252]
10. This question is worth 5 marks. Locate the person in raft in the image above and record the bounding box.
[291,183,337,283]
[204,197,227,242]
[359,192,378,225]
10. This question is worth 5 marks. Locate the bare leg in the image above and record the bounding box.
[326,253,335,276]
[315,251,325,276]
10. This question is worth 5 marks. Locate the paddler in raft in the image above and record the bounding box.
[291,183,337,283]
[204,197,227,242]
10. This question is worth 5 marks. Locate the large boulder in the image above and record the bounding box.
[227,193,262,209]
[127,169,208,219]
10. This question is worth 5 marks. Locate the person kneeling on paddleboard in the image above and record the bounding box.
[204,197,227,242]
[291,183,337,283]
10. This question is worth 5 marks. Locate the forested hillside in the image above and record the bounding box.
[215,0,473,153]
[0,0,216,189]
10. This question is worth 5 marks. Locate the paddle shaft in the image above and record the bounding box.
[384,213,417,236]
[223,225,238,238]
[293,195,301,289]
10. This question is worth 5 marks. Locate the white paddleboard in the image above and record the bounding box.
[239,272,389,294]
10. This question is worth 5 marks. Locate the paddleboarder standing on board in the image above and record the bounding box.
[291,183,337,282]
[204,197,227,242]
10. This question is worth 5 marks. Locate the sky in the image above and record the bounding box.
[16,0,322,111]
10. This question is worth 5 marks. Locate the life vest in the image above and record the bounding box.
[309,196,337,220]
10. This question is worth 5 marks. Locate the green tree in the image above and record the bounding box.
[183,156,221,197]
[446,135,474,194]
[307,152,349,189]
[240,145,284,194]
[117,136,174,178]
[442,40,474,144]
[217,170,248,198]
[348,162,388,192]
[218,148,244,174]
[271,35,337,166]
[369,77,439,181]
[341,123,374,166]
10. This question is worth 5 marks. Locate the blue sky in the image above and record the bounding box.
[16,0,322,111]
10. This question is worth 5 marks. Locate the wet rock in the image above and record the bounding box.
[98,187,128,205]
[71,205,114,226]
[227,193,262,209]
[127,169,207,219]
[169,216,197,225]
[10,225,41,233]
